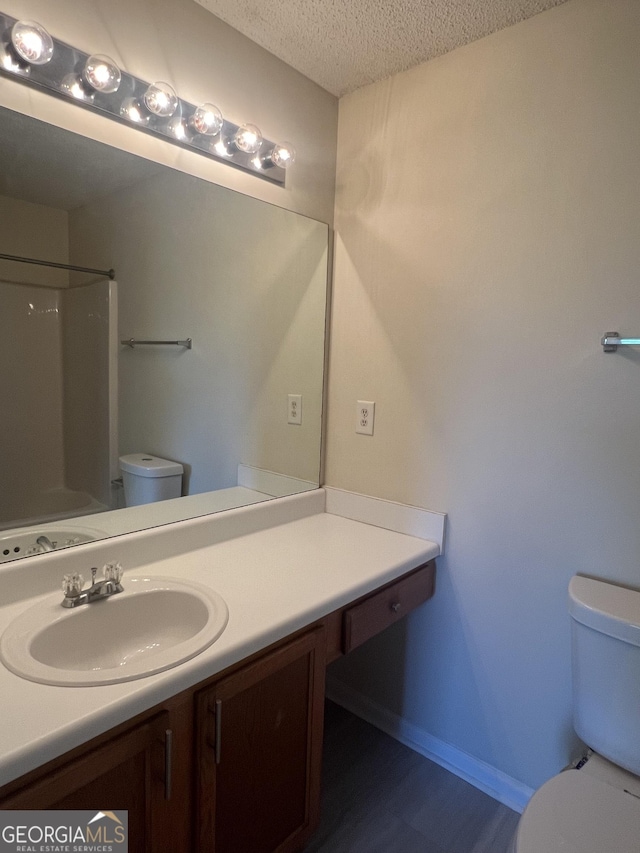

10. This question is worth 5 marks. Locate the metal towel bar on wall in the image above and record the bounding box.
[121,338,192,349]
[601,332,640,353]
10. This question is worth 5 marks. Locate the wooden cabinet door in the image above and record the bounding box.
[0,712,176,853]
[196,628,326,853]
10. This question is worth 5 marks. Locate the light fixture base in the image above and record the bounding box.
[0,11,288,186]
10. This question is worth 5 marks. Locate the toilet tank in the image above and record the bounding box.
[569,575,640,776]
[119,454,184,507]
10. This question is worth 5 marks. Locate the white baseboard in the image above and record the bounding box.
[323,487,446,553]
[326,675,533,814]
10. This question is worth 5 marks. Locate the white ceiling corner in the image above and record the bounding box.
[194,0,571,97]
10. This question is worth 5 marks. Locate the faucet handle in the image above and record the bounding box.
[62,572,85,597]
[103,562,123,584]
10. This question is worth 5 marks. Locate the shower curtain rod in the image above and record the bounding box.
[0,252,115,280]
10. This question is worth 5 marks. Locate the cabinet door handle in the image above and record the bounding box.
[391,601,401,613]
[215,700,222,765]
[164,728,173,801]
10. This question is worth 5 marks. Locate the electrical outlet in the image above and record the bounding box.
[356,400,375,435]
[288,394,302,425]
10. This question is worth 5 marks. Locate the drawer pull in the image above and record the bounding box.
[215,699,222,765]
[164,729,173,801]
[342,561,435,654]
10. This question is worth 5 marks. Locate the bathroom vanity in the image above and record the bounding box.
[0,490,442,852]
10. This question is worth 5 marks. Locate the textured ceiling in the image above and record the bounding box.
[195,0,570,97]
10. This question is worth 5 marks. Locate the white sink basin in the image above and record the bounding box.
[0,526,107,563]
[0,576,228,686]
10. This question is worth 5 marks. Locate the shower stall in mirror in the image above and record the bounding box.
[0,234,117,532]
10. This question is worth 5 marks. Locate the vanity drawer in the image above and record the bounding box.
[342,561,435,654]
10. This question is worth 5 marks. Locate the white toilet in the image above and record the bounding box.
[119,453,184,507]
[511,575,640,852]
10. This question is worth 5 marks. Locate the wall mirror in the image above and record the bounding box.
[0,105,328,564]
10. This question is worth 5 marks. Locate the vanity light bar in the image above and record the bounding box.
[0,12,290,186]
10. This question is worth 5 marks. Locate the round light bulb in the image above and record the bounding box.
[143,82,178,117]
[119,97,150,126]
[271,141,296,169]
[190,103,223,136]
[169,117,188,141]
[83,54,121,93]
[11,21,54,65]
[61,73,94,102]
[0,44,23,73]
[213,138,231,158]
[234,124,262,154]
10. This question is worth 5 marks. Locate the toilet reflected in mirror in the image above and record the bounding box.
[119,454,184,507]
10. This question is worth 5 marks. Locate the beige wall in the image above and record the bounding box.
[0,281,65,520]
[0,0,337,224]
[62,280,113,506]
[0,195,68,521]
[0,195,69,287]
[326,0,640,795]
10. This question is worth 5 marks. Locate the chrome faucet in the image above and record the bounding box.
[61,562,124,608]
[36,535,55,552]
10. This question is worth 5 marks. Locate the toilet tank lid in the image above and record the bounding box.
[119,454,183,478]
[569,576,640,647]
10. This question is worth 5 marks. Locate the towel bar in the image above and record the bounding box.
[121,338,192,349]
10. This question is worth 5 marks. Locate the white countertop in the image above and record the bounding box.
[0,489,441,789]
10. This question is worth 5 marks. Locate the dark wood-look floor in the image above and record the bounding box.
[304,702,519,853]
